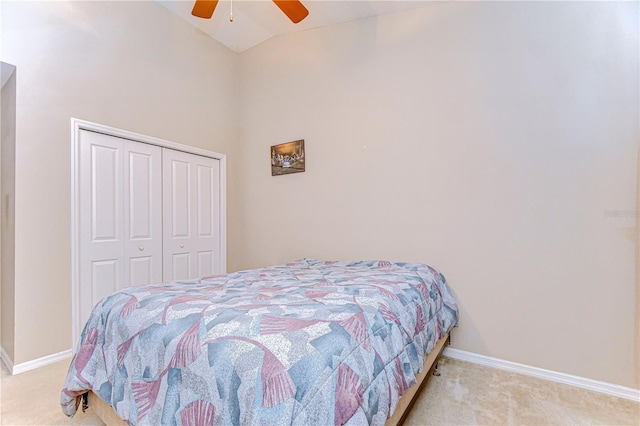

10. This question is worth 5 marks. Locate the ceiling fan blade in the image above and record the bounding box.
[192,0,219,19]
[272,0,309,24]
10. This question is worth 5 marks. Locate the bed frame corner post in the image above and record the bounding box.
[82,392,89,412]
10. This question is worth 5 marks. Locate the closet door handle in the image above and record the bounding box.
[180,244,184,248]
[139,246,144,251]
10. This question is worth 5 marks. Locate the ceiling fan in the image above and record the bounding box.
[191,0,309,24]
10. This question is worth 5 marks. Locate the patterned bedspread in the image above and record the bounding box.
[61,259,458,425]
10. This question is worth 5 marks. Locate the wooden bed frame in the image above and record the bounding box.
[82,333,451,426]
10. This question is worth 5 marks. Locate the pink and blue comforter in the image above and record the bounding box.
[61,259,458,425]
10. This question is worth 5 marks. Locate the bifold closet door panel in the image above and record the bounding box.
[124,142,163,287]
[78,130,163,327]
[162,148,221,282]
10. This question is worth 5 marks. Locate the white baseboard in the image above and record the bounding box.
[1,349,72,375]
[443,347,640,403]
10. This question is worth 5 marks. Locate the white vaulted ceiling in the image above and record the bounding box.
[156,0,440,52]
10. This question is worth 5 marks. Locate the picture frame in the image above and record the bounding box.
[271,140,305,176]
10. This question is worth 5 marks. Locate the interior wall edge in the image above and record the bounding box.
[0,344,14,373]
[0,61,17,363]
[636,115,640,389]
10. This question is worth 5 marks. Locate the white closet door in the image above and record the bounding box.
[78,130,162,327]
[123,142,163,286]
[162,148,221,281]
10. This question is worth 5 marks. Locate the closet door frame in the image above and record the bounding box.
[70,118,227,347]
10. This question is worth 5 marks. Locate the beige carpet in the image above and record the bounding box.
[0,356,638,425]
[404,357,639,426]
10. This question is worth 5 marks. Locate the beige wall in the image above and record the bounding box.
[0,62,16,360]
[1,0,638,391]
[0,1,241,363]
[239,2,639,388]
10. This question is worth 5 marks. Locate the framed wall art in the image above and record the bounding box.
[271,139,305,176]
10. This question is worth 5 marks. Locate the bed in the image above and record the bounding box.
[61,259,458,425]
